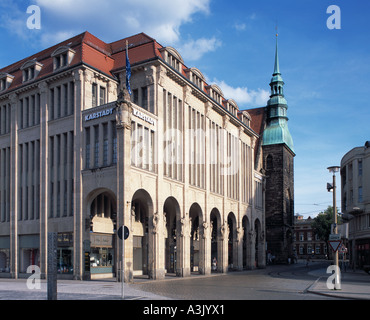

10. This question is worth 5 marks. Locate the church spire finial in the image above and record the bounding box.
[262,32,294,154]
[273,31,280,76]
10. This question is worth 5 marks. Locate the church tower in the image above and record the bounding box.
[262,35,295,263]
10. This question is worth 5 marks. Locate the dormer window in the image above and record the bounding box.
[21,60,43,83]
[240,110,251,127]
[185,67,205,90]
[51,46,76,71]
[0,73,14,92]
[226,99,239,117]
[206,84,224,105]
[55,52,68,69]
[159,47,184,73]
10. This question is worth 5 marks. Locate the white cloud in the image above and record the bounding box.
[233,13,257,31]
[0,1,29,39]
[34,0,211,44]
[179,37,222,61]
[213,79,269,107]
[0,0,218,61]
[234,23,246,31]
[40,30,77,47]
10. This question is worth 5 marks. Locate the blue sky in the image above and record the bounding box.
[1,0,369,218]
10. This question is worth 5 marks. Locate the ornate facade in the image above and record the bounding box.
[0,32,267,280]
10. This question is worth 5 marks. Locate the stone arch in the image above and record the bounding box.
[227,212,238,270]
[254,218,263,268]
[189,202,203,273]
[85,188,117,278]
[242,215,251,269]
[163,196,181,274]
[131,189,154,277]
[210,208,222,272]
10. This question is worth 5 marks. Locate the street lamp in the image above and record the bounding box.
[327,166,341,289]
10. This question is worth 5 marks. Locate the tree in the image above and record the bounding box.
[311,206,338,256]
[311,206,333,242]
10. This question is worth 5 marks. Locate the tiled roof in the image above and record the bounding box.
[244,106,267,164]
[0,31,267,138]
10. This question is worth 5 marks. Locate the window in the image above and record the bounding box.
[85,128,90,169]
[141,87,148,110]
[133,89,139,105]
[0,74,13,91]
[0,79,5,91]
[299,232,304,241]
[266,155,273,170]
[52,46,75,71]
[50,88,55,119]
[99,87,106,106]
[94,125,99,167]
[21,61,43,83]
[307,245,312,255]
[103,123,108,166]
[358,186,363,203]
[358,160,363,176]
[92,84,98,108]
[112,123,117,164]
[56,86,61,118]
[307,232,312,241]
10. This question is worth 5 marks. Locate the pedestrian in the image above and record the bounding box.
[212,257,217,271]
[267,251,272,265]
[306,256,310,267]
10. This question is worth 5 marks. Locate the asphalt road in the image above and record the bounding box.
[0,261,343,301]
[132,262,333,300]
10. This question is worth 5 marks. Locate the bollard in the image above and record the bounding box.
[47,232,58,300]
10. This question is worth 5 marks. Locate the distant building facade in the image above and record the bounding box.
[341,141,370,270]
[293,215,328,260]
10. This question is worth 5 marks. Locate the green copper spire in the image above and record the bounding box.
[273,35,280,75]
[262,34,294,154]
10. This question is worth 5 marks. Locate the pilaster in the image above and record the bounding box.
[9,93,18,279]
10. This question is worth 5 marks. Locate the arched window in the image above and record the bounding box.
[266,155,273,171]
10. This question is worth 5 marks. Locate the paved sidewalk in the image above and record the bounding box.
[307,266,370,300]
[0,278,172,300]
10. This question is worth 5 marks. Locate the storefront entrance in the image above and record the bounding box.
[88,191,117,278]
[131,189,152,277]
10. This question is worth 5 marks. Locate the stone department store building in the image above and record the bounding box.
[0,31,293,280]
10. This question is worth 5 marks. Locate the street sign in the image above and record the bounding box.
[328,240,342,252]
[118,225,129,240]
[329,234,341,241]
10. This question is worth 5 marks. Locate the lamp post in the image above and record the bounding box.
[327,166,341,290]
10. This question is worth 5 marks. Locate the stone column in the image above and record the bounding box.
[9,93,18,279]
[72,70,83,280]
[150,211,165,279]
[219,220,228,273]
[177,214,190,277]
[116,87,133,282]
[199,221,211,275]
[249,229,256,269]
[38,82,48,278]
[202,102,211,275]
[236,226,244,271]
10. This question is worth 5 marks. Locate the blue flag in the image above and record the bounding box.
[126,43,132,95]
